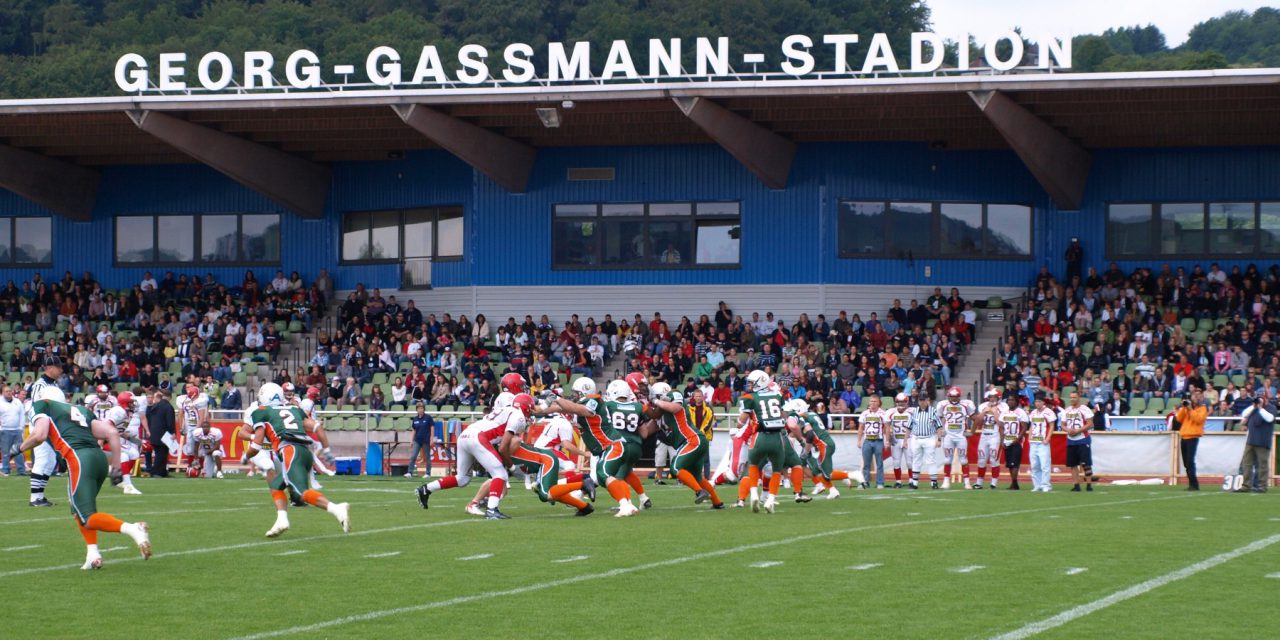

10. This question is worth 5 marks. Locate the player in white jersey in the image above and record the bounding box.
[1027,395,1057,491]
[937,387,976,489]
[997,399,1031,490]
[416,393,534,519]
[884,394,915,488]
[296,386,335,483]
[85,385,119,420]
[177,384,209,443]
[858,396,888,489]
[26,356,63,506]
[184,423,225,478]
[103,392,145,494]
[973,389,1006,489]
[1058,392,1096,492]
[241,404,278,478]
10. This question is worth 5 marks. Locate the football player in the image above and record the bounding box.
[243,382,350,537]
[937,387,976,489]
[20,385,151,569]
[26,355,63,507]
[540,379,640,518]
[185,422,225,479]
[649,382,723,509]
[858,396,889,489]
[104,392,145,494]
[85,384,118,420]
[787,399,852,499]
[176,383,209,453]
[736,370,789,513]
[885,393,914,488]
[509,434,593,517]
[417,393,534,519]
[974,389,1006,489]
[600,377,655,510]
[997,397,1031,490]
[298,386,335,483]
[1059,392,1095,492]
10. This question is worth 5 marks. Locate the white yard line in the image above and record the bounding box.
[0,544,41,552]
[988,533,1280,640]
[848,563,882,571]
[0,500,402,527]
[274,550,308,557]
[365,552,401,559]
[551,555,588,563]
[457,553,494,561]
[749,561,783,568]
[224,493,1203,640]
[951,565,986,573]
[1064,567,1089,576]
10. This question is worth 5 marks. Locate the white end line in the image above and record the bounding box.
[226,493,1203,640]
[989,533,1280,640]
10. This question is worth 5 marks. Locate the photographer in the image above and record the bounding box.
[1236,397,1275,493]
[1173,388,1208,491]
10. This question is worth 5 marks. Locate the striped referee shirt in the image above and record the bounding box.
[910,404,941,437]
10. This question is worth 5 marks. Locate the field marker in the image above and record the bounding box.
[102,546,129,553]
[223,493,1205,640]
[1,545,40,552]
[848,563,882,571]
[1270,517,1280,522]
[274,550,308,557]
[831,511,849,515]
[1064,567,1088,576]
[1047,515,1061,519]
[552,555,588,563]
[0,500,402,527]
[987,532,1280,640]
[1266,573,1280,579]
[750,561,783,568]
[1193,517,1207,521]
[365,552,401,559]
[906,512,921,516]
[457,553,493,561]
[951,565,985,573]
[1121,516,1132,520]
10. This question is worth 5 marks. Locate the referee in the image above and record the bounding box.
[908,395,943,490]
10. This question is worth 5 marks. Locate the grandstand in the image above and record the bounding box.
[0,68,1276,467]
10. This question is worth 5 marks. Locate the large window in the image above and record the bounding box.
[552,201,740,269]
[1107,201,1280,258]
[340,207,464,264]
[0,217,53,265]
[115,214,279,265]
[838,201,1032,259]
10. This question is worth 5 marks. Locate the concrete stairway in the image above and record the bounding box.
[948,317,1008,401]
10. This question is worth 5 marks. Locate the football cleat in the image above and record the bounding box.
[710,502,726,510]
[484,508,511,520]
[991,480,999,489]
[582,475,597,502]
[215,471,224,479]
[641,496,653,510]
[763,496,776,514]
[811,484,827,495]
[963,479,972,490]
[1086,484,1093,492]
[128,522,152,560]
[731,500,745,508]
[265,523,289,538]
[614,503,639,518]
[694,490,710,504]
[332,503,351,533]
[930,480,939,489]
[827,488,841,500]
[30,497,54,507]
[972,483,983,490]
[794,493,813,503]
[859,482,869,490]
[941,478,951,489]
[893,482,903,489]
[749,487,761,513]
[574,504,595,517]
[416,485,432,509]
[465,502,485,516]
[122,485,143,496]
[909,482,919,490]
[81,555,103,571]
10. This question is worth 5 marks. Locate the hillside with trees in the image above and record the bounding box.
[0,1,1274,98]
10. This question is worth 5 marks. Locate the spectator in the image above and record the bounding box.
[0,385,24,475]
[221,381,242,411]
[1174,388,1208,491]
[1237,398,1275,492]
[340,377,362,408]
[406,403,434,478]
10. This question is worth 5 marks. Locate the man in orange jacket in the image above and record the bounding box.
[1174,388,1208,491]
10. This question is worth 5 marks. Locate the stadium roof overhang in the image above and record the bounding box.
[0,68,1276,219]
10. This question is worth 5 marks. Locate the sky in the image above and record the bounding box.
[926,0,1273,46]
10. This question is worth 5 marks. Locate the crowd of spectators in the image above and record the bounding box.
[987,260,1279,426]
[0,267,332,408]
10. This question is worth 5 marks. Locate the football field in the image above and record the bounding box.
[2,475,1278,639]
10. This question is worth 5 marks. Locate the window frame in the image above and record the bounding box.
[837,200,1034,260]
[551,201,741,270]
[113,213,281,267]
[0,216,54,267]
[1105,201,1278,260]
[338,206,465,266]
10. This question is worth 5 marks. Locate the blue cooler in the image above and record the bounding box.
[334,457,361,475]
[365,442,384,476]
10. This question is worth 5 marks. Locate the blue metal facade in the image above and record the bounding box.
[0,142,1276,290]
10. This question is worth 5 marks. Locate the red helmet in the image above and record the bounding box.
[186,384,199,399]
[117,391,136,412]
[624,372,648,393]
[500,372,526,394]
[947,386,962,399]
[512,392,535,417]
[95,384,108,396]
[306,386,321,401]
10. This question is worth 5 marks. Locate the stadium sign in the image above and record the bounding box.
[114,32,1071,93]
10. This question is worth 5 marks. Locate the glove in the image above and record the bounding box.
[110,468,124,486]
[321,448,336,465]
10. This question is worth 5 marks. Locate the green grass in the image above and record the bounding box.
[2,475,1279,639]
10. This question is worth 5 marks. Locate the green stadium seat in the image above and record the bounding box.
[1196,318,1213,332]
[1124,363,1137,377]
[1145,398,1165,415]
[288,320,303,333]
[1128,397,1147,415]
[233,371,248,385]
[1230,374,1246,387]
[361,383,373,397]
[426,404,441,413]
[1211,374,1229,388]
[372,372,389,386]
[356,403,372,412]
[1179,318,1196,333]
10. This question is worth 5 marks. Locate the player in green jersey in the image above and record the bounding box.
[20,385,152,570]
[737,370,789,513]
[648,382,723,509]
[600,378,657,511]
[242,382,350,538]
[541,379,643,517]
[785,399,852,499]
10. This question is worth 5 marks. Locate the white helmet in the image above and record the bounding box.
[282,381,296,399]
[947,386,962,401]
[649,381,672,399]
[746,370,771,393]
[35,384,66,403]
[895,393,909,408]
[257,382,285,407]
[571,377,597,399]
[493,391,515,409]
[604,379,636,403]
[784,398,809,414]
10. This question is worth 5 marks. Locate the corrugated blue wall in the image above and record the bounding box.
[0,143,1276,290]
